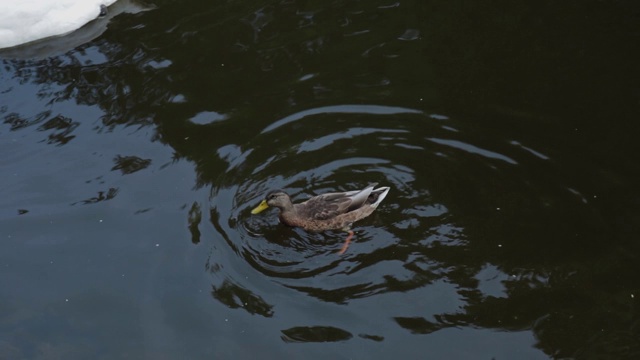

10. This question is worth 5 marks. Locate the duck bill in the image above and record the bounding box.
[251,200,269,214]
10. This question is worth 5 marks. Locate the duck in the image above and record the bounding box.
[251,183,390,254]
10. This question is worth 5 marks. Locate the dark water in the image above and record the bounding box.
[2,1,639,359]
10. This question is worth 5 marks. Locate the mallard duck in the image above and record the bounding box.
[251,183,390,254]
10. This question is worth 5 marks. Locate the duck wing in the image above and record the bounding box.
[297,183,378,220]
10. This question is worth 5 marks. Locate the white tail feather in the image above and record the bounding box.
[370,187,390,208]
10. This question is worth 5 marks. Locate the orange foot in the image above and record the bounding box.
[338,230,354,255]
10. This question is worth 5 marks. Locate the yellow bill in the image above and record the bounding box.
[251,200,269,214]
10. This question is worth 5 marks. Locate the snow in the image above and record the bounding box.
[0,0,118,49]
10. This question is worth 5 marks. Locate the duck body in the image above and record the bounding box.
[251,183,390,232]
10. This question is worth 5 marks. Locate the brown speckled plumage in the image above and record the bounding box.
[251,183,390,232]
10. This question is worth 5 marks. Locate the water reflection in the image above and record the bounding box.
[38,115,79,145]
[211,280,273,318]
[187,201,202,244]
[111,155,152,174]
[281,326,352,343]
[74,187,119,205]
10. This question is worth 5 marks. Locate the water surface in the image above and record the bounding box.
[1,1,639,359]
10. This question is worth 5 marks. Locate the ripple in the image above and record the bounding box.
[261,104,422,133]
[427,137,518,165]
[208,105,561,303]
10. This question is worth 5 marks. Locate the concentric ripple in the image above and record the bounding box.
[208,104,580,303]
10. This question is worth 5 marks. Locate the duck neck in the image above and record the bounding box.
[278,199,295,213]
